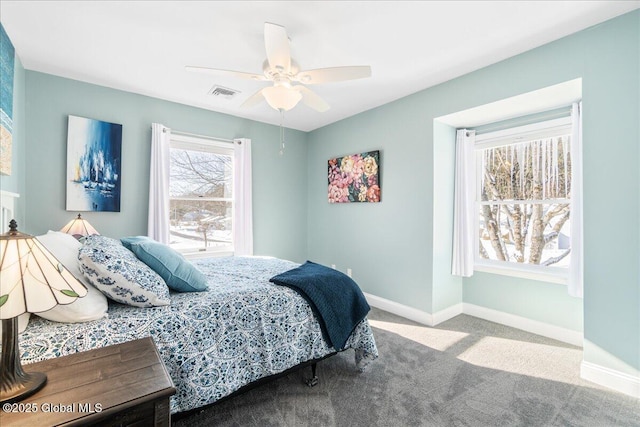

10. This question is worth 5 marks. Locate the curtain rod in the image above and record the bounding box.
[158,127,235,143]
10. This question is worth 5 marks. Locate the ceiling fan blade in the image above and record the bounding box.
[185,66,267,81]
[240,88,266,108]
[293,86,330,112]
[264,22,291,72]
[294,66,371,84]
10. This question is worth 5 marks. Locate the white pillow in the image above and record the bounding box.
[34,231,108,323]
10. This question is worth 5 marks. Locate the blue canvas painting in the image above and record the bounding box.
[66,115,122,212]
[0,23,15,175]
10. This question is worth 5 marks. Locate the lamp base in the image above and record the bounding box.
[1,318,48,403]
[0,371,47,404]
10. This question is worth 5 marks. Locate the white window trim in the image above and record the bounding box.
[475,259,568,284]
[474,116,572,148]
[182,249,234,259]
[171,133,233,155]
[472,116,573,284]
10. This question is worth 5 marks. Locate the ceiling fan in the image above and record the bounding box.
[186,22,372,113]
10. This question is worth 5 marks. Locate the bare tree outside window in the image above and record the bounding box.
[478,135,571,267]
[169,144,233,253]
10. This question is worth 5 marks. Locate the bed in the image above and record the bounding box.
[14,232,378,415]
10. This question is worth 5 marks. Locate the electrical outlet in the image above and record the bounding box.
[347,268,352,278]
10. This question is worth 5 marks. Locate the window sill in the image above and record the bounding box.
[183,250,234,260]
[474,260,567,285]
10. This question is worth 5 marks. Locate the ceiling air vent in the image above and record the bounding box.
[208,85,241,99]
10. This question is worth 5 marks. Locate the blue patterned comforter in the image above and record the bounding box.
[18,256,378,414]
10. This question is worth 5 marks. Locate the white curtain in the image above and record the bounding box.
[233,138,253,256]
[568,102,583,298]
[452,129,476,277]
[148,123,171,244]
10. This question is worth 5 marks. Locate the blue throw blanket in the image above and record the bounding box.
[269,261,370,350]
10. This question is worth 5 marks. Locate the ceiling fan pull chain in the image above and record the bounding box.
[279,109,286,156]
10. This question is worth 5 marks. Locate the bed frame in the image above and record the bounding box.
[2,193,371,417]
[172,351,338,420]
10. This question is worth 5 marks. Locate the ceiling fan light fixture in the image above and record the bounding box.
[262,85,302,111]
[187,22,371,115]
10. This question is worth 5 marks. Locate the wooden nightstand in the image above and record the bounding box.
[0,337,176,426]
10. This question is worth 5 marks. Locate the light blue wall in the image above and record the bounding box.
[0,48,26,225]
[23,72,309,263]
[307,96,434,310]
[14,10,640,377]
[308,11,639,374]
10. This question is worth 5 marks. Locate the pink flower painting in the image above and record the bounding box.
[328,150,381,203]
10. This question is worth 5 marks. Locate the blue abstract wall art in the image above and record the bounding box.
[0,23,15,176]
[66,115,122,212]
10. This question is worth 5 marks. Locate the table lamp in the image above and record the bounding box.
[0,220,88,403]
[60,213,100,238]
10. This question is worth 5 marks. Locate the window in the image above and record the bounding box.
[168,134,233,255]
[474,117,574,282]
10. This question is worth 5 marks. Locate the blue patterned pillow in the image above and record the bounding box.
[78,235,170,307]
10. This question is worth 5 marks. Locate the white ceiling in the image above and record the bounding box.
[1,1,638,132]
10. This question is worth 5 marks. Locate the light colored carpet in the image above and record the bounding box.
[175,307,640,426]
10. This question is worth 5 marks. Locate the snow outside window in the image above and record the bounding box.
[474,117,574,283]
[168,135,234,255]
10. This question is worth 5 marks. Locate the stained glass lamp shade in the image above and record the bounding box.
[60,213,99,238]
[0,220,87,403]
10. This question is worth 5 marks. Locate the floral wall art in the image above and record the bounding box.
[66,115,122,212]
[328,150,380,203]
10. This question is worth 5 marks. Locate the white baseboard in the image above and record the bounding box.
[363,292,435,325]
[581,361,640,398]
[463,303,583,347]
[363,293,582,346]
[364,293,639,398]
[363,293,463,327]
[432,303,464,325]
